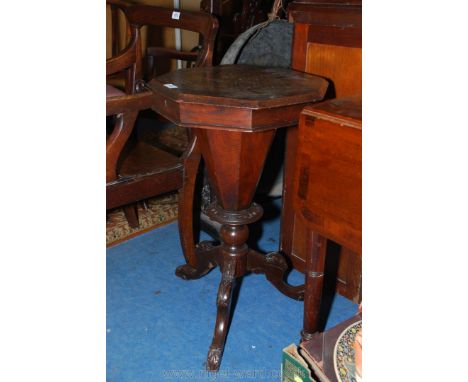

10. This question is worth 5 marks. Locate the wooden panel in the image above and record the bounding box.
[289,3,361,29]
[279,125,299,262]
[291,23,310,72]
[305,43,362,98]
[295,116,361,253]
[307,25,361,48]
[336,247,361,302]
[291,219,308,271]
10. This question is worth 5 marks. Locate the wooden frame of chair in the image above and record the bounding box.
[106,1,219,261]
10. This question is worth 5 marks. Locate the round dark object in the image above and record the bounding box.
[221,20,293,68]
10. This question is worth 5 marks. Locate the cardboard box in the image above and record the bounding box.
[282,343,316,382]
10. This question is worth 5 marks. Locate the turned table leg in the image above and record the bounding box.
[301,231,327,341]
[203,203,263,371]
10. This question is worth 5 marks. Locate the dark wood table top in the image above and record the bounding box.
[148,64,329,132]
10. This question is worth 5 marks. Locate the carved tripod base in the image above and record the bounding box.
[175,202,304,371]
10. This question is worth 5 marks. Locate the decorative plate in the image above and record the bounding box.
[333,320,362,382]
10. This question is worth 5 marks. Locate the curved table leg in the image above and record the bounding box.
[175,241,218,280]
[247,250,305,301]
[206,257,237,371]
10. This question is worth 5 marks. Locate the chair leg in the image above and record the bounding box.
[123,204,139,229]
[178,135,202,268]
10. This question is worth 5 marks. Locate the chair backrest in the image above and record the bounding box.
[107,0,133,58]
[125,5,219,79]
[106,0,139,94]
[106,3,218,184]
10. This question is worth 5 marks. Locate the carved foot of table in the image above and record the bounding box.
[206,252,239,371]
[175,241,218,280]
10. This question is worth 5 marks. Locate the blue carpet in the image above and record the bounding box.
[107,199,358,381]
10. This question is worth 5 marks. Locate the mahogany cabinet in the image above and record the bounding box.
[281,0,362,302]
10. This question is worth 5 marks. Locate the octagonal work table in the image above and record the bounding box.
[147,64,329,371]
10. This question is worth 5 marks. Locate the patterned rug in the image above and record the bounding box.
[106,192,179,247]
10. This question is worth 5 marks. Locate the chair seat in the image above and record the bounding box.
[118,140,182,178]
[107,140,184,210]
[106,84,125,98]
[107,76,127,93]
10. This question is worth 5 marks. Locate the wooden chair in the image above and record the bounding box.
[106,1,218,245]
[106,0,150,227]
[133,4,219,81]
